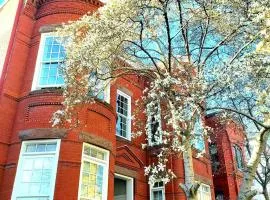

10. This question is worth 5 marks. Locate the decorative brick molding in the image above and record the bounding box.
[19,128,67,140]
[25,101,62,122]
[79,131,112,151]
[116,145,144,170]
[34,0,103,19]
[34,0,103,8]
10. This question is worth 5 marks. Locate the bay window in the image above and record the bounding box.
[11,139,61,200]
[78,143,109,200]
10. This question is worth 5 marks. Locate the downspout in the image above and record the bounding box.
[0,0,24,95]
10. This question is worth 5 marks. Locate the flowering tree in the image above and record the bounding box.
[55,0,270,199]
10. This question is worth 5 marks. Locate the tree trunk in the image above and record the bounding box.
[238,129,270,200]
[180,144,200,200]
[263,186,270,200]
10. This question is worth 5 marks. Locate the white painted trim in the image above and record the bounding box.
[198,183,211,200]
[0,0,8,8]
[31,32,64,90]
[114,173,134,200]
[78,143,109,200]
[150,181,166,200]
[11,139,61,200]
[116,89,132,140]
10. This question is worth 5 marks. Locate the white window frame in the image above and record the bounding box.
[198,183,211,200]
[114,173,134,200]
[116,90,132,140]
[11,139,61,200]
[150,181,166,200]
[0,0,8,8]
[78,143,109,200]
[233,145,244,170]
[32,32,65,90]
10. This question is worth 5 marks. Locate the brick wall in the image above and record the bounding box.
[0,1,215,200]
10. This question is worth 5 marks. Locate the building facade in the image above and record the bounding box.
[0,0,245,200]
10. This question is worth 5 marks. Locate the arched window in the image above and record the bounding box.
[233,145,244,169]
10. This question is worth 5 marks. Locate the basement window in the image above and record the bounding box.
[32,33,66,90]
[11,139,61,200]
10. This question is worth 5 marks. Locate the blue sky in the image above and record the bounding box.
[0,0,5,5]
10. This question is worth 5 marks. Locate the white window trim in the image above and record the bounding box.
[0,0,8,8]
[32,32,65,90]
[198,183,211,200]
[150,181,166,200]
[78,143,109,200]
[114,173,134,200]
[116,89,132,141]
[11,139,61,200]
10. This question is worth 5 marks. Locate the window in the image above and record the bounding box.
[209,143,220,172]
[32,33,66,90]
[0,0,8,8]
[198,183,211,200]
[116,90,131,140]
[147,104,162,146]
[150,182,165,200]
[11,139,61,200]
[216,191,224,200]
[78,143,109,200]
[114,174,134,200]
[88,72,110,103]
[233,145,244,170]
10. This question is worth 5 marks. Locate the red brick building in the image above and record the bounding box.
[0,1,245,200]
[206,114,246,200]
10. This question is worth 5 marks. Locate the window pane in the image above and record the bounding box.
[38,35,65,88]
[46,144,56,152]
[80,145,108,200]
[80,161,104,199]
[36,144,46,152]
[153,190,163,200]
[116,115,128,137]
[25,144,36,153]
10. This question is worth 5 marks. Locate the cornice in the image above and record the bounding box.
[33,0,103,8]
